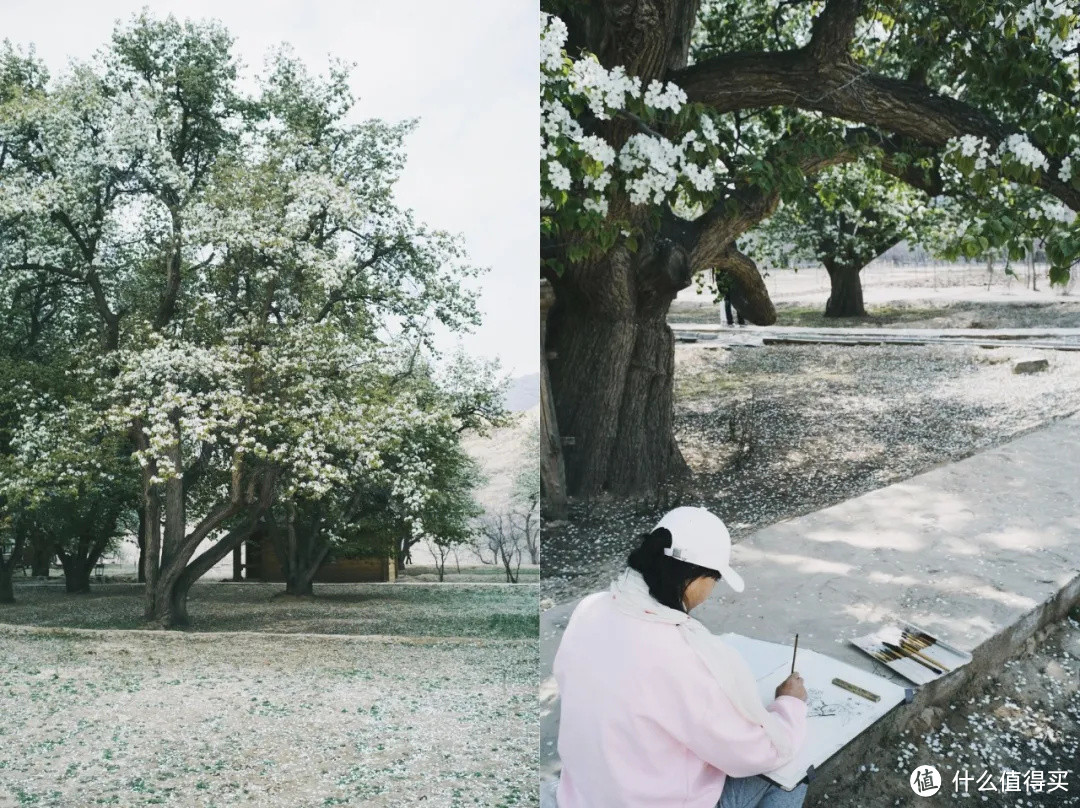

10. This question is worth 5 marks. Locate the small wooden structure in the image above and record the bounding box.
[240,532,391,583]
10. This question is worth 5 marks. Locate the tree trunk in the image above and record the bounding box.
[136,505,147,583]
[824,260,867,317]
[547,242,692,497]
[141,474,163,620]
[30,536,52,577]
[0,569,13,604]
[272,508,330,597]
[284,543,328,596]
[151,517,259,627]
[58,553,93,594]
[539,280,568,519]
[0,524,27,604]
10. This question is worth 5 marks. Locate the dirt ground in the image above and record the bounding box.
[812,609,1080,807]
[0,584,538,807]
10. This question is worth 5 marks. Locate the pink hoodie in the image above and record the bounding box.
[553,592,808,808]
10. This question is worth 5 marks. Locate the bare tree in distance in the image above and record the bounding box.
[477,514,525,584]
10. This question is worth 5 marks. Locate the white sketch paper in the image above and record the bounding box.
[720,633,908,791]
[849,620,973,685]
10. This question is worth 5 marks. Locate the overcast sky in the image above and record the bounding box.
[3,0,540,376]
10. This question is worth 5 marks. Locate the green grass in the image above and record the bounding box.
[0,581,538,639]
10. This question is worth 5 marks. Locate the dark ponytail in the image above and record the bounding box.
[627,527,720,612]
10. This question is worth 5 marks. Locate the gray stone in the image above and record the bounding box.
[1013,359,1050,374]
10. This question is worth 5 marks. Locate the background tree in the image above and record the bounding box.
[744,163,929,317]
[477,513,526,584]
[1,395,137,594]
[540,0,1080,497]
[266,365,488,595]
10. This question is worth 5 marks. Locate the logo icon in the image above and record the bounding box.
[910,765,942,797]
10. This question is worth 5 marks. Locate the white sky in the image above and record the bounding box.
[3,0,540,375]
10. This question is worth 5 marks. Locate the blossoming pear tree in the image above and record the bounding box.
[540,0,1079,496]
[0,16,486,625]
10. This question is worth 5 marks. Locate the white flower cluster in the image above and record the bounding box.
[996,0,1078,57]
[1030,197,1075,224]
[952,134,996,170]
[540,12,567,74]
[540,12,728,220]
[643,79,688,113]
[1059,155,1075,184]
[1000,133,1050,172]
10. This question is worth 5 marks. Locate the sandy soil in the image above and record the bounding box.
[0,584,538,808]
[812,610,1080,807]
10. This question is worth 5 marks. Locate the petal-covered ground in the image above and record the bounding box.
[0,584,538,807]
[542,333,1080,606]
[813,612,1080,807]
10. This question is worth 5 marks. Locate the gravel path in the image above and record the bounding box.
[541,340,1080,605]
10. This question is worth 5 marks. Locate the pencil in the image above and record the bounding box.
[791,633,799,676]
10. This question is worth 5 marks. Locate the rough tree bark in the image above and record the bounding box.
[539,280,568,518]
[548,238,694,496]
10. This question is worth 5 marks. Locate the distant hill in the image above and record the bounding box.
[504,373,539,412]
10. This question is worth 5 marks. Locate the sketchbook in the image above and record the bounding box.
[849,619,973,685]
[720,633,909,791]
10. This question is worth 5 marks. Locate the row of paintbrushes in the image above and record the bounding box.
[869,628,951,675]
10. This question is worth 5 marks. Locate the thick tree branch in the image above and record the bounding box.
[677,19,1080,212]
[713,247,776,325]
[690,148,854,273]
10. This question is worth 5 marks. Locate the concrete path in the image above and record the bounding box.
[669,323,1080,351]
[540,414,1080,797]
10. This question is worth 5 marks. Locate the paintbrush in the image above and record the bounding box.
[880,640,943,674]
[901,629,951,671]
[874,644,943,675]
[899,635,951,672]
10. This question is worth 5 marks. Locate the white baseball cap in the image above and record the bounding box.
[654,506,745,593]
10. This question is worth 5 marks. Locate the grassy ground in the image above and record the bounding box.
[0,583,538,807]
[1,581,538,638]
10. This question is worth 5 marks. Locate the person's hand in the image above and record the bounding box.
[775,673,807,702]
